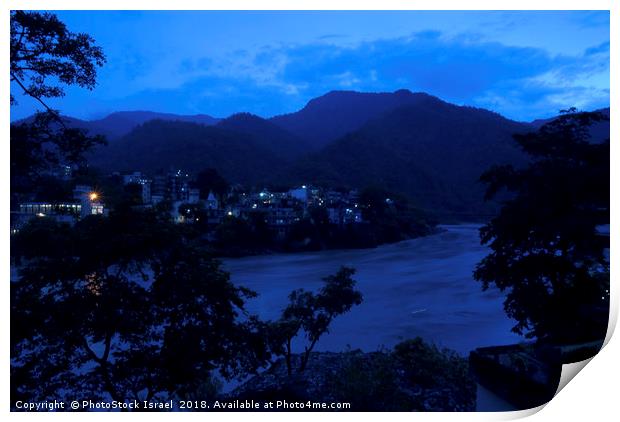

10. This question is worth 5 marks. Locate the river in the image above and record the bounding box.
[222,224,522,356]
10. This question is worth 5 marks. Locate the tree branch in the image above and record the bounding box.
[10,72,68,130]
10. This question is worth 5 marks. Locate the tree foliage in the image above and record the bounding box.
[270,266,363,375]
[11,112,105,194]
[10,10,107,199]
[194,168,230,200]
[474,110,610,344]
[335,338,475,411]
[213,214,274,256]
[11,10,105,106]
[11,209,272,404]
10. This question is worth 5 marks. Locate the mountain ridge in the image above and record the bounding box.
[15,110,221,140]
[18,90,609,218]
[269,89,464,150]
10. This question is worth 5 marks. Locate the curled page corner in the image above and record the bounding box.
[510,403,547,418]
[555,357,594,397]
[509,356,596,417]
[552,294,616,400]
[603,296,618,349]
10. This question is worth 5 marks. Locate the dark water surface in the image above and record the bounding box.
[223,224,521,356]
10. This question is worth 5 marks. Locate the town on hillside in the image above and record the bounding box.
[11,167,365,239]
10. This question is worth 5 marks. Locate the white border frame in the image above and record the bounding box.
[3,2,616,421]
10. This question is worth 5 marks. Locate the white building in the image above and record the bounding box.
[73,185,105,217]
[206,192,219,210]
[288,186,308,203]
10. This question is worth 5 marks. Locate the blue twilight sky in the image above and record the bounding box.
[10,10,610,122]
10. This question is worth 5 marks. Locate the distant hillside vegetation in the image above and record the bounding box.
[270,89,441,150]
[216,112,311,160]
[19,110,221,140]
[49,90,607,218]
[278,95,530,215]
[87,120,279,185]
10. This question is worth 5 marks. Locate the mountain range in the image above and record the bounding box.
[21,90,609,218]
[55,111,220,140]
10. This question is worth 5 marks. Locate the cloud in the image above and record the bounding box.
[470,40,609,120]
[35,29,607,121]
[585,41,610,56]
[225,31,608,119]
[317,34,346,40]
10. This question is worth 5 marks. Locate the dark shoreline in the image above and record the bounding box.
[209,224,448,259]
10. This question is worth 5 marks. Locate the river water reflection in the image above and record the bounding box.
[223,224,521,356]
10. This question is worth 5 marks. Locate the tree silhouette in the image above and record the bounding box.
[475,109,609,345]
[10,11,107,199]
[194,168,230,200]
[11,209,272,404]
[271,266,363,375]
[11,10,105,108]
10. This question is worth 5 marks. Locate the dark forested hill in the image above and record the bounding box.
[87,111,220,139]
[279,98,531,216]
[87,120,279,184]
[24,110,221,140]
[270,90,441,150]
[216,112,310,160]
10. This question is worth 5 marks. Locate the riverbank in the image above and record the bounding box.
[207,218,440,258]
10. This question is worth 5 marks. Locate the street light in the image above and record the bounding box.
[89,192,98,201]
